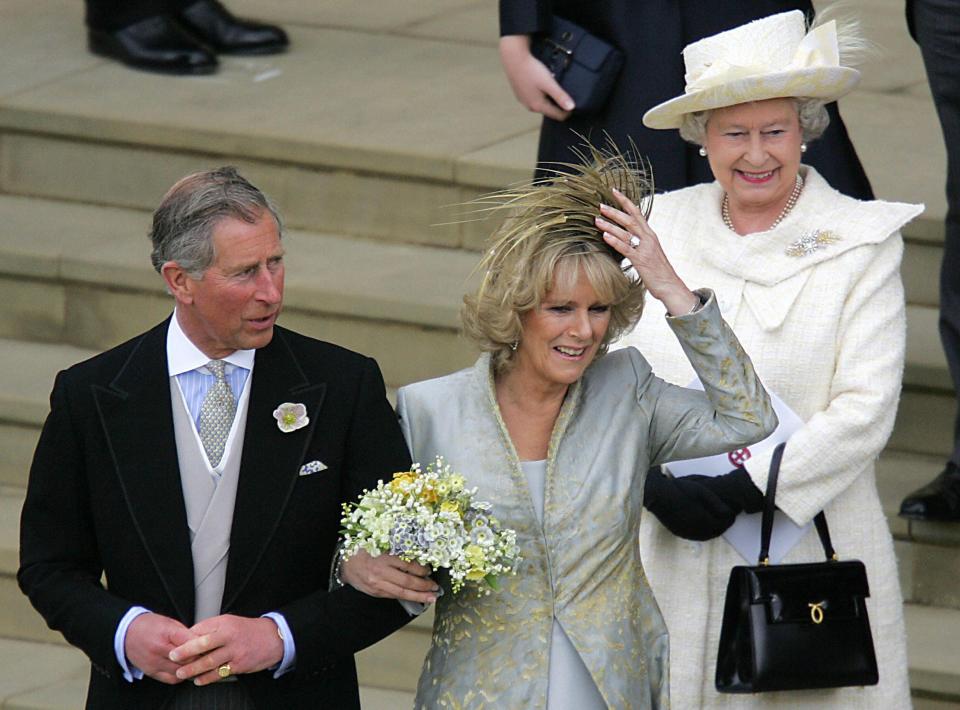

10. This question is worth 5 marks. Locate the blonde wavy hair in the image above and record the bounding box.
[462,142,654,373]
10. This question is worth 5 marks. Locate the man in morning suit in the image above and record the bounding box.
[18,167,438,709]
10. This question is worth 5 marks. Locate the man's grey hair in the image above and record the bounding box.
[678,98,831,146]
[149,166,283,277]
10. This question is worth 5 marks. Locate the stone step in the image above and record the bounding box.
[1,331,955,490]
[907,604,960,702]
[0,0,948,251]
[0,340,99,488]
[891,389,957,459]
[0,194,478,390]
[0,636,417,708]
[0,188,948,381]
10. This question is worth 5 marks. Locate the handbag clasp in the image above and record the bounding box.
[541,38,573,75]
[808,602,825,624]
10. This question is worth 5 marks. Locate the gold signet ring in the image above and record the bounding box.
[217,663,232,679]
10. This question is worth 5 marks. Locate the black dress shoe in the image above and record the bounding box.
[89,15,217,75]
[177,0,289,55]
[899,462,960,521]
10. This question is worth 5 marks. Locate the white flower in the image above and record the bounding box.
[338,455,521,594]
[273,402,309,433]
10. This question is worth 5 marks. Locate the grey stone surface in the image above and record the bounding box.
[0,24,538,184]
[907,603,960,698]
[0,424,38,489]
[0,340,96,426]
[891,390,956,458]
[0,639,87,705]
[0,0,98,99]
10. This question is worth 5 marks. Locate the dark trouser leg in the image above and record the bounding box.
[164,680,256,710]
[84,0,193,31]
[913,0,960,466]
[899,0,960,521]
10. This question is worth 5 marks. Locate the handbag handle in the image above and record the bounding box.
[759,442,837,565]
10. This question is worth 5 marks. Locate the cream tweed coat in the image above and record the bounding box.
[616,166,923,709]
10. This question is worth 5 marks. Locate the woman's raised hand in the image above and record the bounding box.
[596,188,699,316]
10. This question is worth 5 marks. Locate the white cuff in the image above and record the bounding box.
[114,606,151,682]
[261,612,296,678]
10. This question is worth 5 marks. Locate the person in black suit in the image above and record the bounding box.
[899,0,960,521]
[498,0,874,198]
[18,167,438,709]
[85,0,288,75]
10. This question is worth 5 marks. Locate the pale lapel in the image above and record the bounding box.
[92,320,195,624]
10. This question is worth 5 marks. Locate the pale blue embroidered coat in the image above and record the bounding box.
[397,293,777,709]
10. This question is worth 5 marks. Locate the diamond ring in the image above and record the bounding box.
[629,235,641,248]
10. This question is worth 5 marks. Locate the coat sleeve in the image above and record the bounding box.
[277,357,413,673]
[643,290,778,467]
[742,234,907,525]
[499,0,552,36]
[18,371,131,677]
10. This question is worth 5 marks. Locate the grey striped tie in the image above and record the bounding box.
[199,360,236,468]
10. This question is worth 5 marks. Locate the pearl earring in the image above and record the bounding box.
[698,147,707,157]
[509,341,518,352]
[800,142,807,153]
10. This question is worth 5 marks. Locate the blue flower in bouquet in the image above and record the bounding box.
[340,456,520,594]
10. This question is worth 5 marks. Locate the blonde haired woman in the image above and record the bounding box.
[396,148,777,708]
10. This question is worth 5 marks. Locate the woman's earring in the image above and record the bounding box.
[698,147,707,157]
[800,142,807,153]
[510,340,518,352]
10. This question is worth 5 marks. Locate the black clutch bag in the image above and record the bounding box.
[532,16,624,115]
[715,442,879,693]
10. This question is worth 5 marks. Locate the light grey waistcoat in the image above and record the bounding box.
[170,379,249,623]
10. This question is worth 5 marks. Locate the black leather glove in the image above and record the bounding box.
[643,466,764,541]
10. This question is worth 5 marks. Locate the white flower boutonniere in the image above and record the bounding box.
[273,402,309,433]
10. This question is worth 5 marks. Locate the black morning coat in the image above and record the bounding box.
[18,320,412,709]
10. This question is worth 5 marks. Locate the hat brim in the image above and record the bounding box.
[642,67,860,130]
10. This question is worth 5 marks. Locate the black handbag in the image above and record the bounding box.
[532,16,624,115]
[715,442,879,693]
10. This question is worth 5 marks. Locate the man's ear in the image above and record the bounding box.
[161,261,195,305]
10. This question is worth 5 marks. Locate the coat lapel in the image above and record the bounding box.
[92,320,195,623]
[222,329,326,609]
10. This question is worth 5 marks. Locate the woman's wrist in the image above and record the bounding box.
[662,288,700,317]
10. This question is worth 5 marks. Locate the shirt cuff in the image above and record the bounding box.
[114,606,151,682]
[261,612,296,678]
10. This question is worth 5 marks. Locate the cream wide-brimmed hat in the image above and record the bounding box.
[643,10,860,130]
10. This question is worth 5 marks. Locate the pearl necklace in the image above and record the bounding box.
[722,174,804,234]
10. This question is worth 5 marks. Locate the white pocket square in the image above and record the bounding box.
[299,460,328,476]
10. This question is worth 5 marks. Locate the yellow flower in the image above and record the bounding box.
[420,486,439,504]
[465,544,486,567]
[389,471,417,493]
[440,501,460,514]
[466,569,486,581]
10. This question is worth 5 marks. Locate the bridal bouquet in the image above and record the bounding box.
[340,456,520,593]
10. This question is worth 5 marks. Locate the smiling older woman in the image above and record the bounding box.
[391,147,777,709]
[615,10,924,708]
